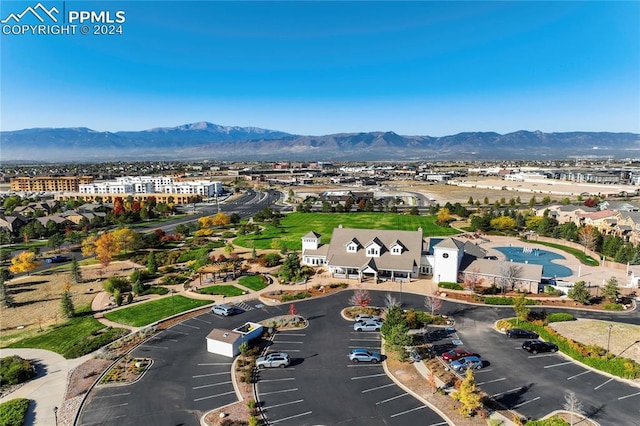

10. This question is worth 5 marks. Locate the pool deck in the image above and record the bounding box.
[479,235,634,289]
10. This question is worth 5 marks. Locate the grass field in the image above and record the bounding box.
[103,295,212,327]
[234,212,459,250]
[198,285,245,296]
[529,240,600,266]
[238,275,269,291]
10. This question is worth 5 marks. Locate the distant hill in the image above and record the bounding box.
[1,122,638,162]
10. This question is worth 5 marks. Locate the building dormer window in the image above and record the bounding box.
[347,243,357,253]
[367,247,379,256]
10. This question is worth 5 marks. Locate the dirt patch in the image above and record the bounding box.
[65,358,113,400]
[261,282,348,303]
[1,261,139,344]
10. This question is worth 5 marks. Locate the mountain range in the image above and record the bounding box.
[1,122,639,162]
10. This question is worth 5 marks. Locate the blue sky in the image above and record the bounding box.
[1,1,639,136]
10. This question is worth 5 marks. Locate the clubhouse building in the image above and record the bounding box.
[301,226,545,293]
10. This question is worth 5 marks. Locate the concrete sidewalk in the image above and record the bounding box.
[0,348,91,425]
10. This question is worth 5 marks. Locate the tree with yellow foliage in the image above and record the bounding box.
[436,208,451,226]
[9,251,40,275]
[212,212,230,227]
[81,234,98,257]
[198,216,216,229]
[111,228,138,254]
[452,367,484,417]
[95,232,120,267]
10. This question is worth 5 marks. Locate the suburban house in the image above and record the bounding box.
[301,226,544,291]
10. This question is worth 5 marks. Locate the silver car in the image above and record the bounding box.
[256,352,291,369]
[349,349,382,363]
[354,313,382,322]
[353,320,382,332]
[211,304,234,316]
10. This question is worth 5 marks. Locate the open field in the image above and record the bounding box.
[234,212,459,250]
[103,295,212,327]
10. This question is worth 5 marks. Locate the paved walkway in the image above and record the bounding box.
[0,348,91,425]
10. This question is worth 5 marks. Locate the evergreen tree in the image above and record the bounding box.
[70,258,82,284]
[0,272,14,308]
[279,253,301,283]
[147,251,158,274]
[60,289,75,318]
[133,279,145,296]
[602,277,619,303]
[568,281,591,304]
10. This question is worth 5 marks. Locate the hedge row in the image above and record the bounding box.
[63,327,130,359]
[0,398,30,426]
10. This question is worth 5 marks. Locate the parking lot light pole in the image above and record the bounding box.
[53,406,58,425]
[606,324,613,355]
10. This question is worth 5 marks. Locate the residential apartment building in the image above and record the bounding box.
[10,176,94,192]
[78,176,223,197]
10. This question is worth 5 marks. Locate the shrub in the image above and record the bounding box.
[0,398,30,426]
[438,282,463,290]
[483,296,538,306]
[63,327,129,359]
[130,269,151,284]
[281,292,311,302]
[603,303,624,311]
[479,285,501,295]
[103,277,131,294]
[525,416,570,425]
[546,313,575,323]
[543,285,564,296]
[0,356,36,386]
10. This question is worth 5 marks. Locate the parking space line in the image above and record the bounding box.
[192,372,230,378]
[259,378,296,383]
[197,363,233,366]
[190,317,212,324]
[349,338,381,341]
[273,340,304,344]
[528,353,557,359]
[376,392,409,405]
[279,333,306,336]
[491,387,523,398]
[362,383,396,393]
[429,422,448,426]
[270,349,301,352]
[262,399,304,410]
[477,377,506,386]
[164,329,189,335]
[567,371,591,380]
[544,361,574,368]
[98,403,129,410]
[193,390,236,402]
[390,405,426,417]
[93,392,131,398]
[471,368,493,373]
[512,396,540,409]
[139,345,169,349]
[192,381,232,390]
[150,337,178,342]
[79,415,127,425]
[177,323,200,329]
[348,345,380,350]
[351,373,387,380]
[594,378,614,390]
[618,391,640,400]
[270,411,313,424]
[347,364,382,368]
[260,388,299,396]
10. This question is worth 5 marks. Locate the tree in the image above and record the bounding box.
[409,206,420,216]
[146,252,158,274]
[81,234,98,257]
[8,251,40,275]
[577,225,597,253]
[198,216,216,229]
[424,295,443,316]
[499,262,523,293]
[133,279,145,296]
[602,277,619,303]
[70,258,82,284]
[349,287,372,307]
[563,391,585,426]
[528,196,537,207]
[436,208,451,226]
[212,212,231,227]
[384,293,400,309]
[452,368,483,417]
[513,293,530,324]
[113,288,123,306]
[60,286,75,318]
[224,242,235,256]
[48,233,65,251]
[0,272,14,308]
[111,228,138,254]
[95,232,120,267]
[279,253,301,283]
[568,280,591,304]
[288,303,298,317]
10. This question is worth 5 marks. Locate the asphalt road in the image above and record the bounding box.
[77,291,640,426]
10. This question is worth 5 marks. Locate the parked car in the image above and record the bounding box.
[211,304,235,316]
[354,313,382,322]
[256,352,290,369]
[46,255,70,263]
[353,320,382,332]
[441,348,474,362]
[522,340,558,354]
[451,356,483,371]
[506,328,539,339]
[349,348,382,363]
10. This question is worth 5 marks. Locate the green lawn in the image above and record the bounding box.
[527,240,600,266]
[103,295,212,327]
[235,212,459,250]
[5,309,128,359]
[198,285,245,297]
[238,275,269,291]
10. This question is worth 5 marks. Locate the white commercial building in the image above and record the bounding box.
[79,176,223,197]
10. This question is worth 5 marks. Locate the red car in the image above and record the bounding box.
[441,348,474,362]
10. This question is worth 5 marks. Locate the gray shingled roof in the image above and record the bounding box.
[461,259,543,283]
[326,227,422,272]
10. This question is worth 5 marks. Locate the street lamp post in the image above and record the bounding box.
[606,324,614,355]
[53,406,58,425]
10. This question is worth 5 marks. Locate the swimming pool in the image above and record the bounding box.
[493,246,573,278]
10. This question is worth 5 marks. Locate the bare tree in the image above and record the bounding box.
[460,268,485,292]
[349,287,372,307]
[563,391,585,426]
[499,262,523,293]
[577,225,597,253]
[424,295,443,316]
[384,293,400,309]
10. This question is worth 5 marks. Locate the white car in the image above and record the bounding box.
[354,313,382,322]
[211,304,234,316]
[256,352,291,369]
[353,320,382,332]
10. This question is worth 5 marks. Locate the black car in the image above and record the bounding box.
[46,255,70,263]
[522,340,558,354]
[506,328,539,339]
